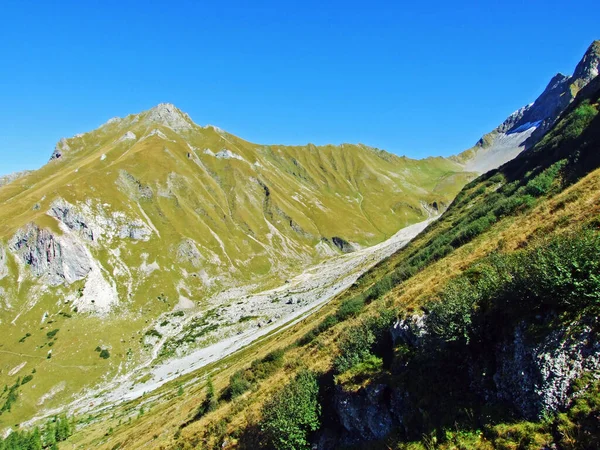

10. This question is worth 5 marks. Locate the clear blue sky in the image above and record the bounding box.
[1,0,598,175]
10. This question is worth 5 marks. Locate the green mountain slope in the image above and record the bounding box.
[26,56,600,450]
[0,104,473,427]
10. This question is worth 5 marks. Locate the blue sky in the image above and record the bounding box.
[0,0,598,175]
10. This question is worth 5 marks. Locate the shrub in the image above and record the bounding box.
[99,349,110,359]
[334,324,375,374]
[524,160,567,197]
[335,297,365,321]
[191,377,218,421]
[226,370,252,399]
[46,329,59,339]
[425,278,478,346]
[260,370,321,450]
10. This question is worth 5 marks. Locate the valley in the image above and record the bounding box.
[0,35,598,450]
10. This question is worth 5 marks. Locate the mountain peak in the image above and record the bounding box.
[142,103,194,131]
[573,40,600,83]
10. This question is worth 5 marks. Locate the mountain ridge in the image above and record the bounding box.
[453,39,600,173]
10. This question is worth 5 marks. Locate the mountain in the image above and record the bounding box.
[0,170,32,187]
[46,44,599,450]
[82,48,600,450]
[1,41,598,450]
[0,103,473,426]
[454,40,600,173]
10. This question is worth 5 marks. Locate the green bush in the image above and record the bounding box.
[260,370,321,450]
[226,370,252,399]
[335,296,365,321]
[46,329,59,339]
[333,324,375,374]
[99,349,110,359]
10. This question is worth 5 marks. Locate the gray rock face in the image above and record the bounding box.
[463,40,600,173]
[117,170,154,200]
[0,170,32,187]
[144,103,193,131]
[177,239,203,267]
[391,314,427,348]
[334,384,395,441]
[331,237,355,253]
[0,244,8,280]
[9,224,92,286]
[573,40,600,84]
[494,321,600,419]
[50,138,70,161]
[117,221,152,240]
[48,199,94,241]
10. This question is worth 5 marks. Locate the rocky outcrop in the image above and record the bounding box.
[177,239,203,267]
[0,170,32,187]
[0,244,8,280]
[9,224,92,285]
[391,314,427,348]
[143,103,193,131]
[459,40,600,173]
[117,170,154,200]
[50,137,70,161]
[118,131,137,142]
[334,384,396,442]
[331,237,355,253]
[328,313,600,446]
[494,320,600,419]
[48,199,94,241]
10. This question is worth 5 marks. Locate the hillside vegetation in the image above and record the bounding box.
[30,59,600,450]
[0,104,473,428]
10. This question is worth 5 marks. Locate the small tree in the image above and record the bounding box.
[260,370,321,450]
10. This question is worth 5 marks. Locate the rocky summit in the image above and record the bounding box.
[455,40,600,173]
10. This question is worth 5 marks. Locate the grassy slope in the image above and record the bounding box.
[0,107,473,428]
[52,79,600,448]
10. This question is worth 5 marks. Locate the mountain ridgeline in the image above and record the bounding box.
[454,40,600,173]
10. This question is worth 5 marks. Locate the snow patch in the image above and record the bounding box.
[510,120,542,134]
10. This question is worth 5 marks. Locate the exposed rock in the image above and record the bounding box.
[0,170,32,187]
[494,320,600,419]
[331,237,355,253]
[118,131,137,142]
[144,103,193,131]
[9,224,92,286]
[176,239,203,267]
[50,137,70,161]
[48,198,94,241]
[334,383,395,442]
[117,221,152,240]
[391,314,427,348]
[573,40,600,85]
[116,170,153,200]
[0,244,8,280]
[146,128,171,140]
[215,149,245,161]
[460,40,600,173]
